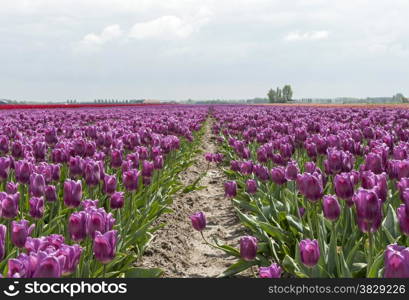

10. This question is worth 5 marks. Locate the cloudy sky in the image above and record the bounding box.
[1,0,408,101]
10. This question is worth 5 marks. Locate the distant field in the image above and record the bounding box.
[0,103,164,110]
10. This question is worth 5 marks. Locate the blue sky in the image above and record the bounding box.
[1,0,408,101]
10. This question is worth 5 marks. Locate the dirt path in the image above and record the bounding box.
[137,120,247,277]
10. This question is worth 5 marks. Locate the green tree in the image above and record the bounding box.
[283,85,293,102]
[267,89,277,103]
[276,87,283,102]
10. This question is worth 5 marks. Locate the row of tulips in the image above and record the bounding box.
[194,105,409,278]
[0,105,208,278]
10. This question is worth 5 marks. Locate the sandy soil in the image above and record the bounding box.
[136,120,247,277]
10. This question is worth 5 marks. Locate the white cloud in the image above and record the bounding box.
[81,24,123,45]
[284,30,329,41]
[129,16,193,40]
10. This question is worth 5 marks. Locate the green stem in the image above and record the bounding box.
[367,231,373,277]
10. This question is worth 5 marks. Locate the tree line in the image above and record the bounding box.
[267,85,293,103]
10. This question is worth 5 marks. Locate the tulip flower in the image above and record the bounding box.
[11,220,35,248]
[103,175,117,195]
[334,173,354,206]
[0,192,20,219]
[189,212,206,231]
[285,161,299,181]
[240,236,258,261]
[32,252,63,278]
[224,181,237,198]
[397,205,409,236]
[271,167,287,185]
[83,160,101,187]
[296,172,324,202]
[123,169,139,191]
[154,155,164,169]
[15,160,31,184]
[259,263,282,278]
[44,185,57,202]
[56,244,83,276]
[0,156,10,181]
[110,150,123,168]
[246,179,258,194]
[322,195,341,221]
[29,197,45,219]
[63,179,82,208]
[353,189,382,233]
[110,192,125,209]
[68,211,87,242]
[142,160,154,177]
[6,181,19,194]
[300,239,320,268]
[93,230,118,264]
[384,244,409,278]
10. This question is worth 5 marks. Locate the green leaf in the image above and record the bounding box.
[327,229,337,276]
[218,260,258,278]
[258,222,290,244]
[125,268,164,278]
[337,250,352,278]
[382,204,399,239]
[367,252,384,278]
[282,254,301,275]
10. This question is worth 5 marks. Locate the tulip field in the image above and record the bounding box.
[1,104,409,278]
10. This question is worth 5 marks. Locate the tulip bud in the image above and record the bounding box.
[0,192,20,219]
[240,236,258,261]
[11,220,35,248]
[142,160,154,177]
[83,160,100,187]
[334,173,354,206]
[189,212,206,231]
[353,189,382,233]
[224,181,237,198]
[271,167,287,185]
[259,263,282,278]
[29,197,45,219]
[322,195,341,221]
[6,181,19,194]
[63,179,82,208]
[123,169,139,191]
[15,160,31,184]
[110,192,125,209]
[285,161,299,181]
[397,205,409,236]
[103,175,117,195]
[0,157,10,181]
[110,150,123,168]
[93,230,118,264]
[300,239,320,267]
[246,179,258,194]
[44,185,57,202]
[296,172,323,202]
[153,155,164,169]
[384,244,409,278]
[68,211,87,242]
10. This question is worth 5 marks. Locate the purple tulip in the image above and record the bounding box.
[33,141,47,161]
[123,169,139,191]
[29,173,45,197]
[11,220,35,248]
[296,172,324,202]
[69,156,83,178]
[93,230,118,264]
[397,205,409,236]
[68,211,87,242]
[334,173,354,206]
[299,207,306,218]
[154,155,164,169]
[322,195,341,221]
[0,156,10,181]
[44,185,57,202]
[29,197,45,219]
[83,160,101,186]
[353,189,382,233]
[0,224,6,261]
[364,152,384,174]
[204,153,213,162]
[56,244,83,276]
[110,192,125,209]
[0,192,20,219]
[63,179,82,208]
[6,181,19,194]
[15,160,32,184]
[189,212,206,231]
[240,161,253,175]
[110,150,123,168]
[246,179,258,194]
[384,244,409,278]
[285,161,299,181]
[142,160,154,177]
[32,252,63,278]
[230,160,240,171]
[240,236,258,261]
[259,263,282,278]
[300,239,320,267]
[11,141,24,159]
[103,175,117,195]
[224,181,237,198]
[271,167,287,185]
